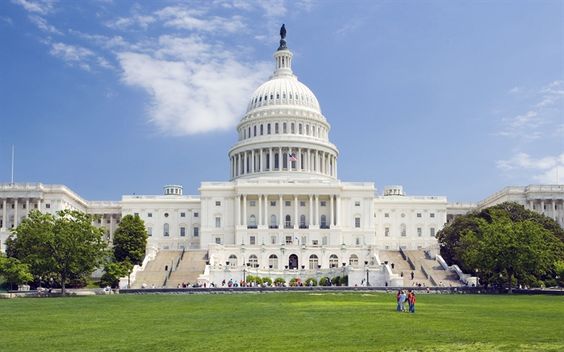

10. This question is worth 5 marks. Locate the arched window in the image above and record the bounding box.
[275,123,279,133]
[309,254,319,269]
[269,254,278,269]
[228,254,237,267]
[300,214,306,228]
[249,254,259,268]
[349,254,359,266]
[285,215,291,229]
[163,223,169,237]
[253,125,257,136]
[291,123,295,134]
[329,254,338,268]
[270,215,277,228]
[320,215,327,228]
[274,153,279,169]
[249,215,257,228]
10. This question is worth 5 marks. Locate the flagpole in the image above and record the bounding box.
[11,145,14,184]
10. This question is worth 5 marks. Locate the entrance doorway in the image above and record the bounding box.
[289,254,298,269]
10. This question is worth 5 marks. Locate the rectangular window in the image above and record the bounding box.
[430,227,436,237]
[417,213,422,218]
[147,227,152,236]
[430,213,435,218]
[286,236,292,245]
[417,227,422,237]
[385,227,389,237]
[134,212,139,217]
[267,123,271,134]
[384,213,389,218]
[283,123,287,133]
[320,201,327,207]
[215,237,221,244]
[300,201,306,207]
[271,235,276,245]
[180,227,186,237]
[312,240,319,246]
[193,227,199,237]
[148,212,152,218]
[275,123,279,133]
[250,200,256,207]
[270,201,276,206]
[355,201,360,207]
[322,236,328,246]
[355,217,361,228]
[194,212,199,217]
[285,201,291,207]
[250,236,256,245]
[215,217,221,228]
[180,212,186,217]
[216,201,221,206]
[260,125,264,135]
[46,204,51,209]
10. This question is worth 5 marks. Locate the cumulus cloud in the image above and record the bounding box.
[29,15,62,34]
[497,153,564,184]
[105,14,156,30]
[155,6,246,33]
[11,0,55,14]
[117,39,270,135]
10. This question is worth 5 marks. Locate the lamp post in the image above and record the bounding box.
[365,261,370,287]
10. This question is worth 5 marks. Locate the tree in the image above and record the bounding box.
[0,255,33,290]
[112,214,148,287]
[437,202,564,291]
[8,210,108,295]
[100,261,131,288]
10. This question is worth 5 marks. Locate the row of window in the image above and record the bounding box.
[0,203,51,209]
[239,121,327,141]
[146,225,199,237]
[247,91,316,111]
[383,212,436,218]
[226,253,361,269]
[383,226,436,237]
[136,211,199,218]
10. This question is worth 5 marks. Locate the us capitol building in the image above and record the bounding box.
[1,29,563,287]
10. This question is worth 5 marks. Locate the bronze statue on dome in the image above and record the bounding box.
[278,24,287,50]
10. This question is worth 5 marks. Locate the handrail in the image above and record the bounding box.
[399,248,416,270]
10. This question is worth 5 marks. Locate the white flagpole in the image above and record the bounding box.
[11,145,14,184]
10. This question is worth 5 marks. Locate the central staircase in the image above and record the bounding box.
[131,250,208,288]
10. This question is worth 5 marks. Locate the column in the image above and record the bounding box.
[309,195,313,227]
[293,195,298,229]
[297,148,302,171]
[109,216,114,241]
[334,157,338,177]
[251,149,255,173]
[315,195,319,226]
[540,200,545,214]
[269,148,273,171]
[265,195,269,227]
[2,199,6,230]
[279,195,283,228]
[37,199,42,212]
[336,195,341,227]
[235,195,240,226]
[260,150,264,172]
[243,152,247,174]
[258,195,263,227]
[243,195,247,227]
[14,198,18,228]
[330,195,334,227]
[25,199,30,219]
[552,200,557,219]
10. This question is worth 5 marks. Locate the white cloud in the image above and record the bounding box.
[29,15,62,34]
[497,152,564,184]
[117,38,270,135]
[105,14,155,30]
[155,6,246,33]
[11,0,55,15]
[257,0,287,19]
[49,42,113,71]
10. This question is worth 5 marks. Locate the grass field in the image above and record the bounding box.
[1,292,563,351]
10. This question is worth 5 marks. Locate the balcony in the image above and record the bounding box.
[320,223,330,229]
[269,225,278,229]
[247,225,258,229]
[284,221,293,229]
[299,224,309,229]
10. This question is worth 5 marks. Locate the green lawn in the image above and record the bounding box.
[1,292,563,351]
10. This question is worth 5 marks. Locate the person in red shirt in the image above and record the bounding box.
[408,290,416,313]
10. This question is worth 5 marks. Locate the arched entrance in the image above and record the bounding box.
[289,254,298,269]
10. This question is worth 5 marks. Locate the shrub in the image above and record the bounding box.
[319,277,330,286]
[274,277,286,286]
[341,275,349,286]
[305,278,317,286]
[289,277,300,287]
[261,277,273,286]
[333,276,341,286]
[246,275,262,285]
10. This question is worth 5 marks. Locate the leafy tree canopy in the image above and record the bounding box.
[7,210,108,294]
[0,254,33,290]
[112,214,147,266]
[437,202,564,291]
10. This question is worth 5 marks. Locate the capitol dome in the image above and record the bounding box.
[229,26,339,181]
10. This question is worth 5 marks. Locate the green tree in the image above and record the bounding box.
[100,261,131,288]
[8,210,108,295]
[112,214,147,287]
[437,202,564,291]
[0,255,33,290]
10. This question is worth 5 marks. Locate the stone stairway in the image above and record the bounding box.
[166,250,208,288]
[131,251,182,288]
[404,250,464,287]
[378,250,431,287]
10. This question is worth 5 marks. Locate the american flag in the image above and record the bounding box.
[288,152,297,161]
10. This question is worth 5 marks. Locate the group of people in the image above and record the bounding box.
[396,289,416,313]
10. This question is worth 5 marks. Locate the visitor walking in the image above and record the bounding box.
[399,290,407,312]
[408,290,416,313]
[396,290,402,312]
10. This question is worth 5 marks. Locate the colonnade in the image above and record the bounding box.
[526,199,564,225]
[0,197,41,230]
[234,194,341,229]
[230,147,337,179]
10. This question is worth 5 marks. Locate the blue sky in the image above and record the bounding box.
[0,0,562,202]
